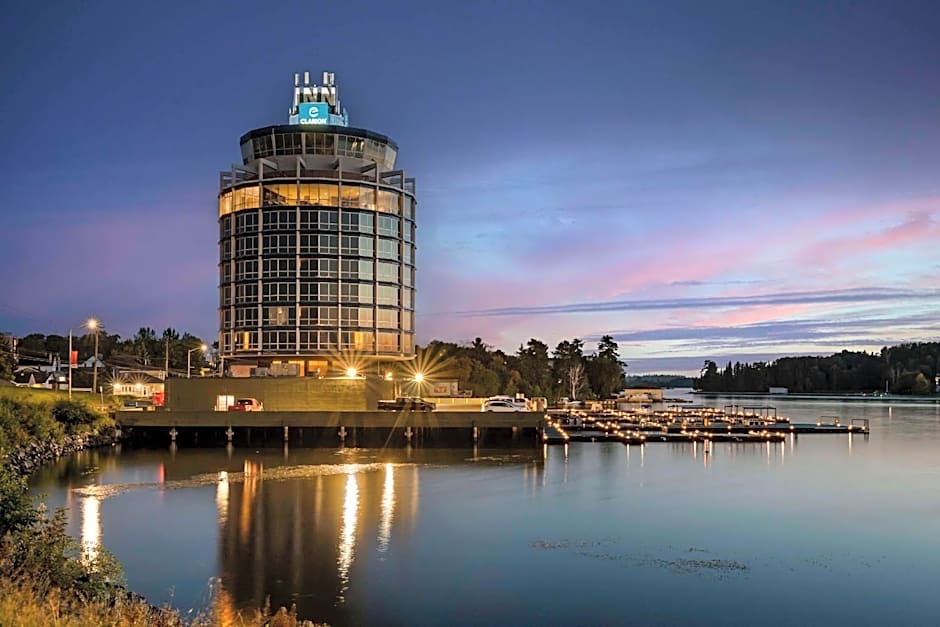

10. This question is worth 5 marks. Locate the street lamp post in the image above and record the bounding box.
[187,344,208,378]
[68,318,97,400]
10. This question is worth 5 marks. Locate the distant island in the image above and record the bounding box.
[625,374,694,388]
[696,342,940,395]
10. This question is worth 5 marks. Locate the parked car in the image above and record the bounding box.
[377,397,437,412]
[228,398,264,411]
[482,396,529,412]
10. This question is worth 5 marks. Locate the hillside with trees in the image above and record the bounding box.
[695,343,940,395]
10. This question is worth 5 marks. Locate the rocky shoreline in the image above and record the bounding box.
[4,429,121,476]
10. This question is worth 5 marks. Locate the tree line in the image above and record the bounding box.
[696,342,940,395]
[6,327,211,374]
[418,335,626,401]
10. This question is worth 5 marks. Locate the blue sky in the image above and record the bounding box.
[1,0,939,373]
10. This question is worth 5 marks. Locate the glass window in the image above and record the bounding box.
[338,135,364,158]
[377,286,398,306]
[262,234,296,255]
[236,259,258,280]
[376,309,399,329]
[403,267,413,287]
[300,209,338,230]
[235,283,258,304]
[263,258,295,278]
[240,142,253,164]
[298,183,338,206]
[233,186,260,210]
[343,331,374,351]
[276,133,303,155]
[220,262,232,283]
[402,334,414,354]
[360,187,376,211]
[341,283,373,304]
[341,259,373,280]
[235,235,259,258]
[221,239,232,261]
[221,308,232,328]
[340,185,362,208]
[377,261,399,283]
[264,306,295,326]
[403,288,413,309]
[341,235,373,256]
[219,192,233,216]
[262,281,295,301]
[403,245,413,265]
[304,132,334,155]
[220,285,232,306]
[235,211,258,233]
[235,306,258,328]
[300,306,337,326]
[403,222,413,243]
[262,330,295,350]
[341,211,373,234]
[403,197,415,221]
[402,312,413,331]
[377,332,399,352]
[340,307,373,326]
[300,282,338,302]
[377,238,398,261]
[220,216,233,238]
[262,209,296,231]
[377,215,400,238]
[263,184,298,206]
[253,135,274,159]
[300,258,337,278]
[237,330,259,351]
[377,190,399,214]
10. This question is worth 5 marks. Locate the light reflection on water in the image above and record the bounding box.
[28,394,940,626]
[80,494,100,564]
[377,463,394,553]
[336,472,358,602]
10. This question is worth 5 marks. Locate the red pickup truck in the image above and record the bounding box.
[228,398,264,412]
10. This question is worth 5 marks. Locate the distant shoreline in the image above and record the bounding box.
[687,390,940,403]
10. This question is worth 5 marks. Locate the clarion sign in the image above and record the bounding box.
[298,102,329,125]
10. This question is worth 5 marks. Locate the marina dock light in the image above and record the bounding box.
[414,373,425,383]
[346,367,358,378]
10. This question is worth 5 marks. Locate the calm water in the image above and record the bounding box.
[30,392,940,626]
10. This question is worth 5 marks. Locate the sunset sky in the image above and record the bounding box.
[1,1,939,373]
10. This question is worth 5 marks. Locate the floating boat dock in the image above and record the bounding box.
[544,406,868,446]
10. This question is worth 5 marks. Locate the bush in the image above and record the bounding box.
[0,465,38,535]
[51,400,99,435]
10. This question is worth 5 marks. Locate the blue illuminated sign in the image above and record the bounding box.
[298,102,330,125]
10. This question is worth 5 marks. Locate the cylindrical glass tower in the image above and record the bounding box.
[217,71,416,376]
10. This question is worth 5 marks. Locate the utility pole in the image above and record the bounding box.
[89,320,99,396]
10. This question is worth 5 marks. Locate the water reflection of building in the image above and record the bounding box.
[215,464,418,625]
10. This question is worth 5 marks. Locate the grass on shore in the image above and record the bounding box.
[0,386,116,453]
[0,581,314,627]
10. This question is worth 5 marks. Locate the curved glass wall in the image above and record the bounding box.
[218,179,416,362]
[238,128,398,170]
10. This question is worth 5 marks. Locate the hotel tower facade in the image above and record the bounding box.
[217,71,416,376]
